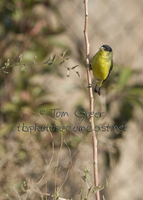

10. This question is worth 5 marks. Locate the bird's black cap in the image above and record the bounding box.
[102,45,112,52]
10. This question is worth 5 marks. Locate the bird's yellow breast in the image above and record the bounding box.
[92,50,112,86]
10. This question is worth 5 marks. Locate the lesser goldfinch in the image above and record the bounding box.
[91,44,113,95]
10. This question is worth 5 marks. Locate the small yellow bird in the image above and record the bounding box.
[91,45,113,95]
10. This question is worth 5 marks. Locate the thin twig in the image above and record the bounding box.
[83,1,100,200]
[36,142,54,184]
[54,131,64,198]
[58,140,72,192]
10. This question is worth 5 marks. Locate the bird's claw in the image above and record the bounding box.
[87,84,93,88]
[89,64,92,70]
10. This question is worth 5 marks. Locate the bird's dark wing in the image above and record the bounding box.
[102,60,113,84]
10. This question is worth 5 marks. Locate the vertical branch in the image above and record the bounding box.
[83,1,100,200]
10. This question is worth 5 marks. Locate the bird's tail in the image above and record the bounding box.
[94,84,100,95]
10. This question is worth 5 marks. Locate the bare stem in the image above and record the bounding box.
[83,1,100,200]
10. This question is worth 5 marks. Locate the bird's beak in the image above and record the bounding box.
[99,46,104,51]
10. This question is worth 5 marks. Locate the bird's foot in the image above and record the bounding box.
[86,64,92,70]
[87,83,93,88]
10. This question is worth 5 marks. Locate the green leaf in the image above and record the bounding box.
[118,68,133,87]
[127,86,143,96]
[5,59,11,68]
[61,49,68,57]
[17,54,23,63]
[52,54,56,63]
[2,71,9,74]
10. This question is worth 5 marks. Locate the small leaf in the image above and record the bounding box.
[5,59,10,68]
[48,62,53,65]
[61,49,68,57]
[72,65,79,69]
[43,55,54,65]
[60,60,64,65]
[23,181,27,188]
[2,71,9,74]
[21,66,25,72]
[67,68,70,77]
[43,59,50,64]
[60,58,69,65]
[52,54,56,63]
[76,71,81,78]
[17,54,23,62]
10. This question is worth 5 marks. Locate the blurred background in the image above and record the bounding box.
[0,0,143,199]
